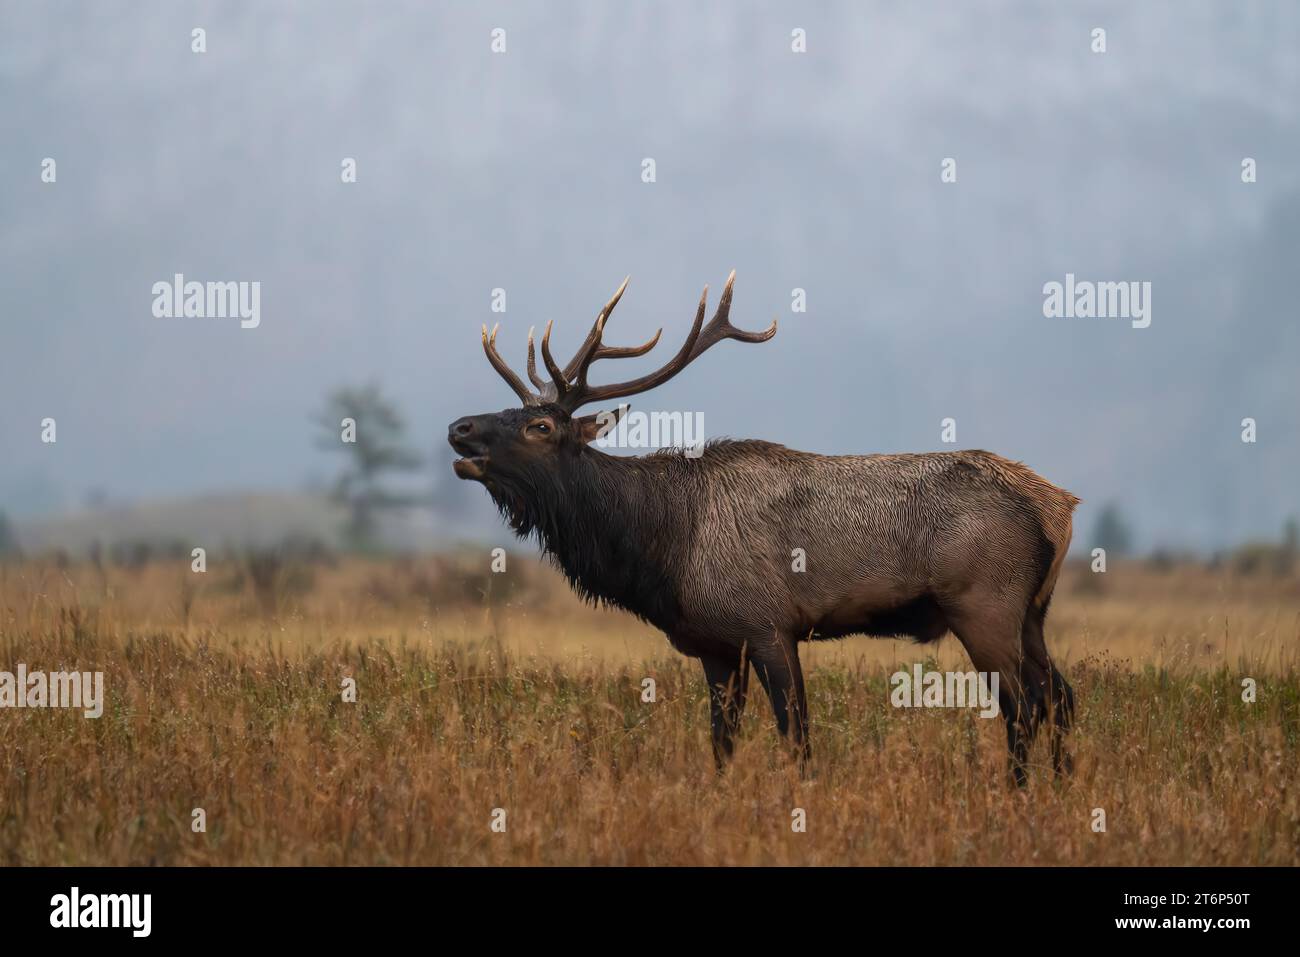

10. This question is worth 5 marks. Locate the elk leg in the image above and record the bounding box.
[1021,603,1075,777]
[750,637,810,773]
[700,646,750,769]
[945,605,1032,787]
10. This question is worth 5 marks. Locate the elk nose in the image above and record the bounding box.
[448,417,478,443]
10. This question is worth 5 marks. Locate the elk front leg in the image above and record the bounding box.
[750,636,810,773]
[700,646,750,769]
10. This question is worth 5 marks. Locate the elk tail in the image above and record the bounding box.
[1032,486,1080,611]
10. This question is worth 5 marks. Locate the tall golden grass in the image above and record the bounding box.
[1,555,1296,865]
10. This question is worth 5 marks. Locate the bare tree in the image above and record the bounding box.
[314,384,422,551]
[1092,502,1134,558]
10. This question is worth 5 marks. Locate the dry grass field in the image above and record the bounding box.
[1,553,1297,865]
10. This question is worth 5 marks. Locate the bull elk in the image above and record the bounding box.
[448,273,1079,784]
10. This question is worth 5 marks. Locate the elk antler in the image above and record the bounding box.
[558,270,775,413]
[480,272,776,412]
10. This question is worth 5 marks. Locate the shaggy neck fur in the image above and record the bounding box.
[486,445,691,631]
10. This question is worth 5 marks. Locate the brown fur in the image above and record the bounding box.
[964,450,1081,608]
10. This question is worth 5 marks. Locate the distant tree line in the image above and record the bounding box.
[1091,501,1298,574]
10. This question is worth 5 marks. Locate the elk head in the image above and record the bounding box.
[447,272,776,491]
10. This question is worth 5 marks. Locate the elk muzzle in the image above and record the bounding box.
[448,416,491,481]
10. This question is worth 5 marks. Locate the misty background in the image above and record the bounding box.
[1,1,1297,557]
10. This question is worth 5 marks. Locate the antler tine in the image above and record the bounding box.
[685,269,777,363]
[594,327,662,361]
[539,320,569,398]
[525,326,550,391]
[561,276,631,382]
[482,323,539,405]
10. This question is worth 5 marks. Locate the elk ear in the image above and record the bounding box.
[576,405,628,444]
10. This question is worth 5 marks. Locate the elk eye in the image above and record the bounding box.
[527,420,551,434]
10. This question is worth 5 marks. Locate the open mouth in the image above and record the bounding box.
[449,437,489,480]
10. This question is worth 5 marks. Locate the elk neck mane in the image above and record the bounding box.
[485,442,704,630]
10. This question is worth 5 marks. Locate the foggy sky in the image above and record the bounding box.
[2,1,1298,551]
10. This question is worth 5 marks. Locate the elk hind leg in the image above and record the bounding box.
[749,635,810,774]
[1022,601,1075,777]
[945,603,1036,787]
